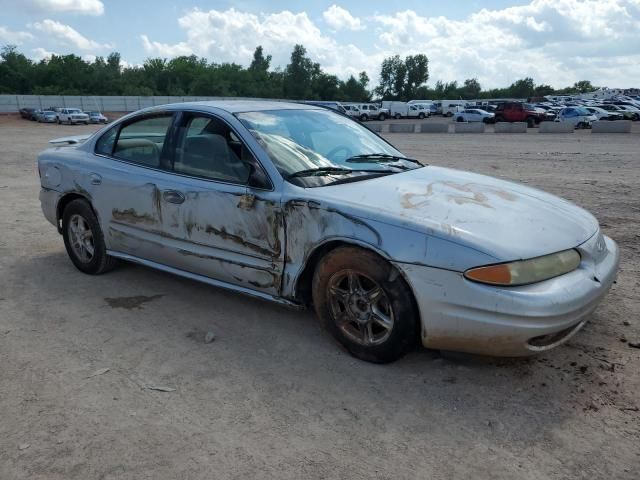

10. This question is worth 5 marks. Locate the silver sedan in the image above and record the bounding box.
[38,101,619,363]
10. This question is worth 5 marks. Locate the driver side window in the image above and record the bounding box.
[173,114,252,184]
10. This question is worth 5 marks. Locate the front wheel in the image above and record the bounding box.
[456,116,464,122]
[378,113,386,121]
[526,117,535,128]
[418,113,425,119]
[312,247,418,363]
[62,199,118,275]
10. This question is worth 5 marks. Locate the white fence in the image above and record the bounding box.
[0,95,267,113]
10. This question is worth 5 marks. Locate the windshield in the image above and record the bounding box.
[236,109,420,187]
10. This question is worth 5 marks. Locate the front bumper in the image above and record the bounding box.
[396,234,619,356]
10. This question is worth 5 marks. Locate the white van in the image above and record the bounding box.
[381,101,428,119]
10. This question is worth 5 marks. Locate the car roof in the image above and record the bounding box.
[158,100,324,114]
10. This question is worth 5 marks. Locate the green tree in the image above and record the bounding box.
[283,44,318,99]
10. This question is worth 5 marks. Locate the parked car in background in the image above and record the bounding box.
[85,111,108,124]
[555,107,597,128]
[613,105,640,121]
[494,102,545,127]
[598,104,637,121]
[36,110,59,123]
[303,101,347,114]
[454,109,495,123]
[585,107,624,121]
[37,100,619,363]
[19,107,36,120]
[354,104,388,121]
[342,104,362,119]
[57,108,90,125]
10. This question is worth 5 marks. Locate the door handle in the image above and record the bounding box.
[89,173,102,185]
[162,190,185,204]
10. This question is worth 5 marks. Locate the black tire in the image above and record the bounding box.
[57,118,61,124]
[456,116,464,122]
[359,114,368,121]
[312,246,418,363]
[526,117,535,128]
[418,112,425,119]
[62,199,118,275]
[394,113,401,120]
[378,113,386,121]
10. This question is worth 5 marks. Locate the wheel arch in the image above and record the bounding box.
[56,192,97,233]
[295,238,423,347]
[293,238,418,312]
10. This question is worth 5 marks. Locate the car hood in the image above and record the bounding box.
[312,166,598,261]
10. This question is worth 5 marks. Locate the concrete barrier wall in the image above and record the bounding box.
[494,122,527,133]
[0,95,276,113]
[419,123,448,133]
[454,122,485,133]
[592,120,632,133]
[539,122,574,133]
[367,123,383,133]
[388,123,416,133]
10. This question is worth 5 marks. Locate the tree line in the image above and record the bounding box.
[0,43,597,101]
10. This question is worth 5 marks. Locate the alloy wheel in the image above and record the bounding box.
[327,270,394,346]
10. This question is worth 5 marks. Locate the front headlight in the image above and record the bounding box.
[464,249,581,286]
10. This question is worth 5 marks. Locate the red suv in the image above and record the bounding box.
[494,102,545,127]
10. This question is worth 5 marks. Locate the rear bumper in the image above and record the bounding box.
[39,187,61,228]
[396,235,619,357]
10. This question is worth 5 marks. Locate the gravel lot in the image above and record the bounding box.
[1,116,638,479]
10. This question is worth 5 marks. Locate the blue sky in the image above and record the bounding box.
[1,0,639,88]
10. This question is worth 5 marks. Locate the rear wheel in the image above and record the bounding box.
[394,113,401,120]
[312,247,418,363]
[418,112,425,119]
[62,199,117,275]
[456,116,464,122]
[359,113,368,121]
[526,117,535,128]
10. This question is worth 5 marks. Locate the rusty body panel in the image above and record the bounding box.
[38,100,620,356]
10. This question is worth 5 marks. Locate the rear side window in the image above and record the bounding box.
[113,115,173,168]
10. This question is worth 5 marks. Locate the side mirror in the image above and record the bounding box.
[243,160,271,190]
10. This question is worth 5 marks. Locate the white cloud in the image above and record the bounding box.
[323,5,364,31]
[32,47,57,60]
[0,25,34,44]
[29,19,111,50]
[141,34,192,57]
[26,0,104,15]
[371,0,640,88]
[140,8,375,79]
[138,1,640,88]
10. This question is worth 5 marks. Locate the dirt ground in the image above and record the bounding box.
[0,116,638,479]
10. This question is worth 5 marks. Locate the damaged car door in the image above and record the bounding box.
[159,111,284,295]
[92,112,180,265]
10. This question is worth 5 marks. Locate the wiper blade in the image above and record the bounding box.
[345,153,422,166]
[287,166,396,180]
[287,167,354,179]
